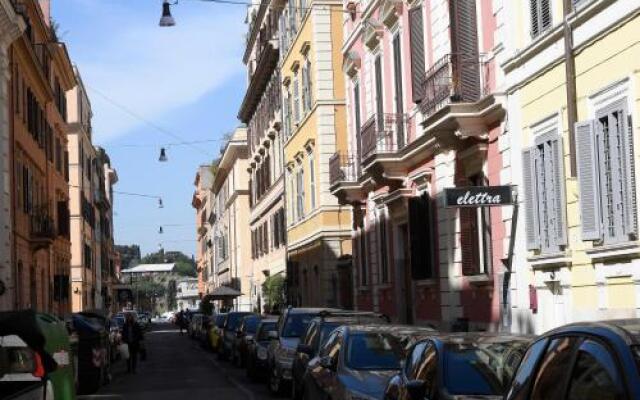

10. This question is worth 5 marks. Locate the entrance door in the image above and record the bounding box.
[396,224,414,324]
[337,262,354,309]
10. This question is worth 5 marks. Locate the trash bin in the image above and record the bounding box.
[36,313,77,400]
[0,310,76,400]
[71,313,109,395]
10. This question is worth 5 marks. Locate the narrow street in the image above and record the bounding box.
[84,323,270,400]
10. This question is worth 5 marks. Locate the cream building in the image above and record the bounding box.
[211,126,253,311]
[192,165,213,297]
[503,0,640,333]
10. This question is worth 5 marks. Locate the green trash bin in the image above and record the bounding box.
[36,313,77,400]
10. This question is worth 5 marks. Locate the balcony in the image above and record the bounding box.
[419,53,488,118]
[361,113,408,164]
[329,152,357,186]
[30,211,56,250]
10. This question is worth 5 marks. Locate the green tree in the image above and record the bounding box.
[174,261,196,277]
[262,275,286,308]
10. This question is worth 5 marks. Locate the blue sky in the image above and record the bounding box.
[52,0,248,257]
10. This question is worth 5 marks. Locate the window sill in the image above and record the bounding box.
[528,252,573,269]
[585,241,640,261]
[465,275,492,286]
[415,279,438,287]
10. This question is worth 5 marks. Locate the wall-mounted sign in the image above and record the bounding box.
[444,186,514,208]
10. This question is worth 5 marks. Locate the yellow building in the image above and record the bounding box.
[504,0,640,333]
[280,0,352,307]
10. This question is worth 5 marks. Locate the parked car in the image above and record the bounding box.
[266,307,340,395]
[137,312,151,330]
[385,333,532,400]
[209,313,227,352]
[220,312,254,360]
[246,318,278,381]
[291,311,391,399]
[303,324,437,400]
[0,334,54,400]
[232,314,262,367]
[505,319,640,400]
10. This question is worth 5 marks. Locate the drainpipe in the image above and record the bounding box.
[563,0,578,177]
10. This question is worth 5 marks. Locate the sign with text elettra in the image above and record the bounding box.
[444,186,514,208]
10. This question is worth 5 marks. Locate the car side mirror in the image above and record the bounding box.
[319,356,336,371]
[296,343,314,356]
[268,331,279,340]
[406,380,427,400]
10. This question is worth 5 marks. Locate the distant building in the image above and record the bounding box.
[120,263,176,278]
[175,278,200,311]
[192,166,214,297]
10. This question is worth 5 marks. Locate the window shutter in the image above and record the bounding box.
[575,121,602,241]
[550,135,568,245]
[408,193,433,280]
[530,0,539,37]
[622,114,638,238]
[540,0,551,31]
[449,0,480,101]
[408,7,425,103]
[374,56,384,130]
[301,66,308,113]
[522,147,540,250]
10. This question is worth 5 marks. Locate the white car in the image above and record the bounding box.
[0,334,54,400]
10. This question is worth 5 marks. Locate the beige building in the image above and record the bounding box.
[192,165,213,297]
[211,127,253,311]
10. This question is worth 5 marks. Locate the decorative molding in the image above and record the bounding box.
[300,41,311,55]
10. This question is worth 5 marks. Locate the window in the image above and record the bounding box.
[296,167,305,220]
[358,218,368,285]
[392,33,405,148]
[84,244,93,269]
[576,99,637,244]
[523,128,568,254]
[414,344,438,399]
[530,337,580,400]
[507,339,549,400]
[461,174,493,275]
[530,0,552,38]
[284,88,292,137]
[409,6,426,103]
[302,58,312,113]
[374,55,384,131]
[293,71,300,124]
[406,341,428,378]
[409,193,435,279]
[353,80,363,170]
[308,152,316,210]
[567,340,625,400]
[378,209,389,283]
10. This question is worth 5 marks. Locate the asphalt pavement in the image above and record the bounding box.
[79,323,272,400]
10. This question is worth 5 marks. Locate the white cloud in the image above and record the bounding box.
[58,0,246,143]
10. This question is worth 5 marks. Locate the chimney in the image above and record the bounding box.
[38,0,51,26]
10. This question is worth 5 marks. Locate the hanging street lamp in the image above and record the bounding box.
[159,147,168,162]
[159,0,177,27]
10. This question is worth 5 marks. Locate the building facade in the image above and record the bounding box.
[504,0,640,334]
[332,0,507,330]
[94,146,117,310]
[211,126,253,311]
[10,0,75,314]
[238,2,288,307]
[192,165,213,298]
[0,0,24,311]
[175,277,200,311]
[280,0,353,308]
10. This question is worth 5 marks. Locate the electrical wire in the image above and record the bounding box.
[185,0,356,13]
[68,183,162,200]
[107,138,226,149]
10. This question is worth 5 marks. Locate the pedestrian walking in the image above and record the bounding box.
[177,310,185,335]
[122,313,143,373]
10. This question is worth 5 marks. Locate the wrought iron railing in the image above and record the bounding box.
[420,53,489,117]
[360,113,409,162]
[329,152,357,186]
[31,211,56,240]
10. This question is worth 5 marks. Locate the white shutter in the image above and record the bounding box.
[575,120,602,241]
[522,147,540,250]
[550,135,568,245]
[622,113,638,237]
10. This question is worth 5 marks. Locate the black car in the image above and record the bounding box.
[267,307,340,395]
[219,311,254,360]
[303,324,437,400]
[246,318,278,381]
[291,311,390,399]
[385,333,532,400]
[232,314,262,367]
[505,319,640,400]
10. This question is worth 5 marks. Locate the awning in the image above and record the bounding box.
[208,285,243,300]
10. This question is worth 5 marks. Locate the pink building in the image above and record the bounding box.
[331,0,508,331]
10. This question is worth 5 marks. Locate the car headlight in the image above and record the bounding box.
[257,347,268,360]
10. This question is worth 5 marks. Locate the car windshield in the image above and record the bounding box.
[244,317,260,334]
[346,333,403,370]
[319,323,340,346]
[215,315,226,328]
[114,317,125,327]
[227,313,251,330]
[258,322,277,340]
[282,313,314,338]
[443,341,530,395]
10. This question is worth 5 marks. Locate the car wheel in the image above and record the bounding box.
[269,365,282,395]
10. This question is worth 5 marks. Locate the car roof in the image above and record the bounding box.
[543,318,640,345]
[343,324,436,335]
[286,307,341,314]
[259,318,278,323]
[420,332,535,345]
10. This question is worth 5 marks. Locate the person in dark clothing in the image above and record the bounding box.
[177,310,185,335]
[122,313,143,373]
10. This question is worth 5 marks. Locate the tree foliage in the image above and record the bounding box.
[262,275,286,308]
[139,250,196,277]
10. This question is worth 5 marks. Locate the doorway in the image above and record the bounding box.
[396,224,414,324]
